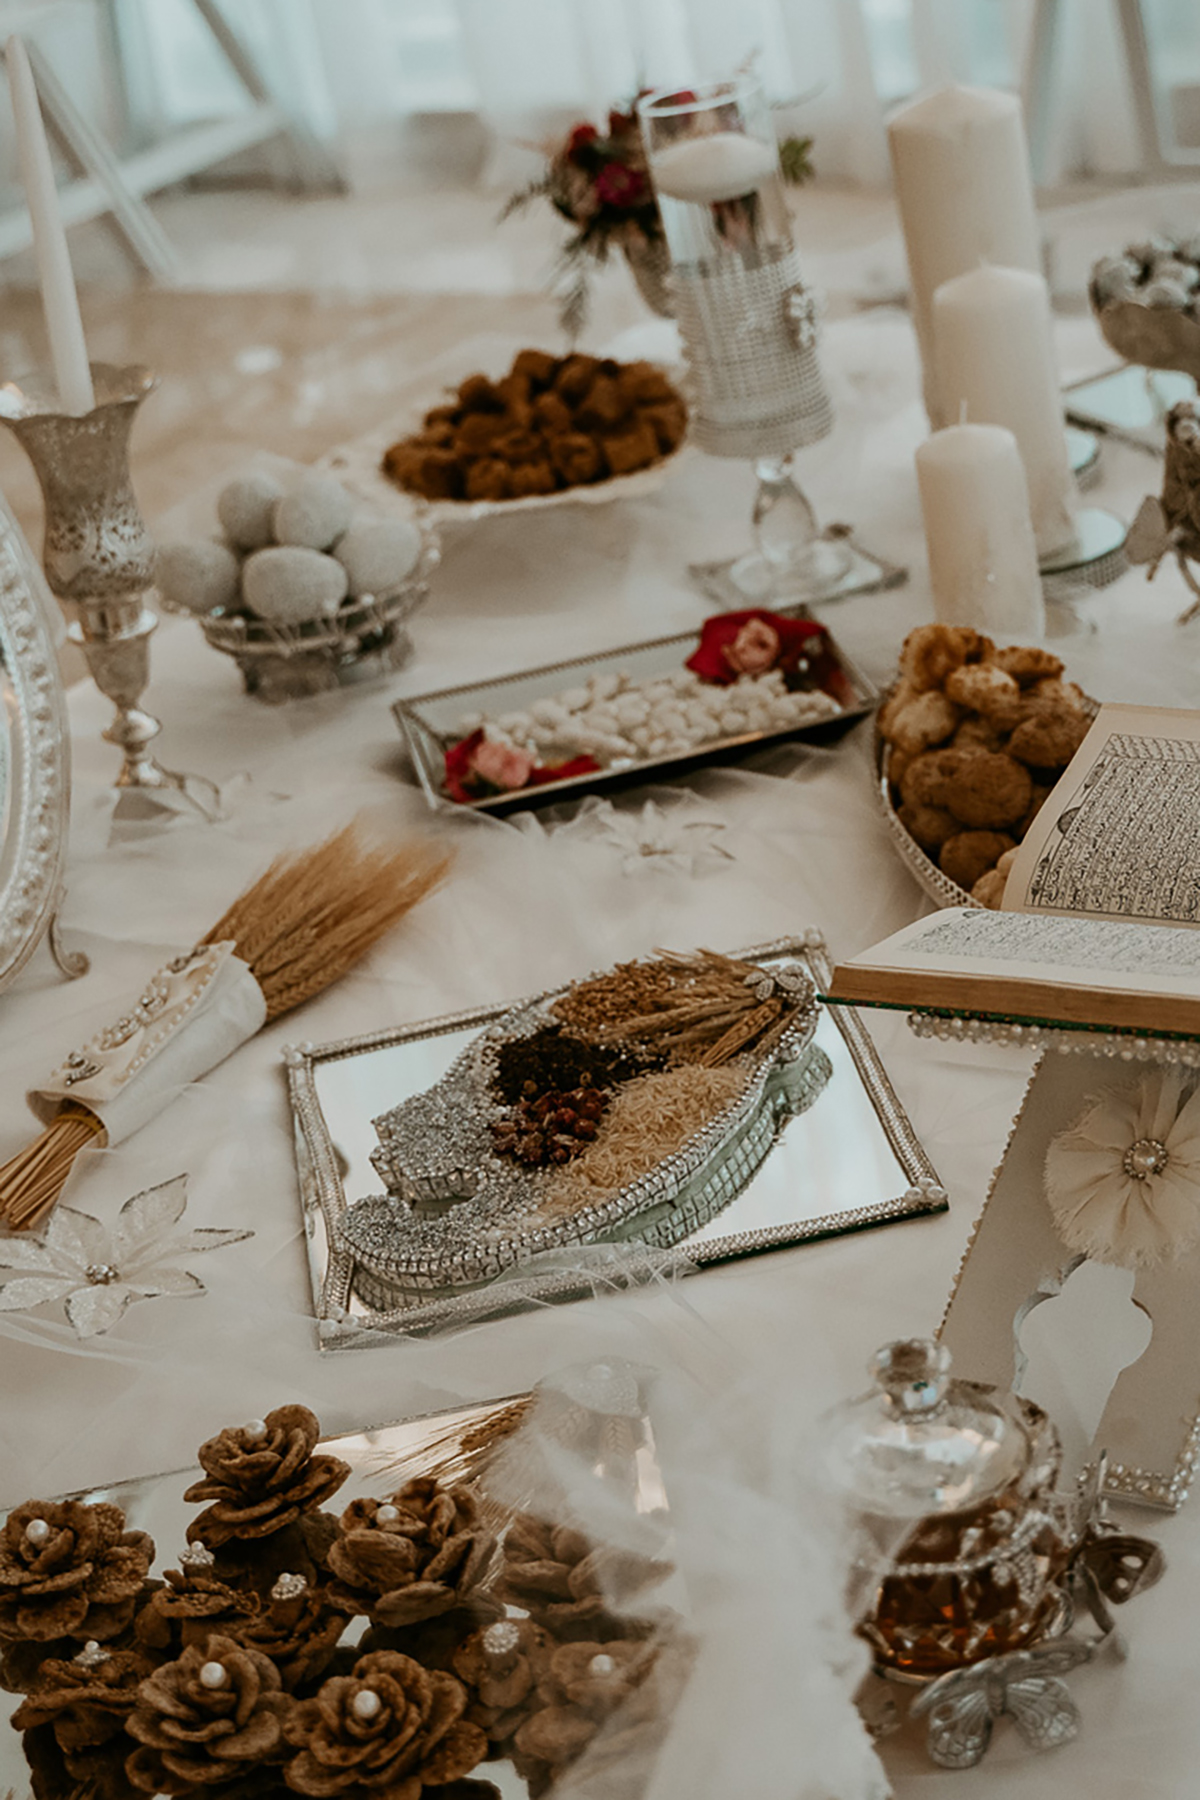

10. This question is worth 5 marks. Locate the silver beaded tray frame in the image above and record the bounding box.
[285,935,946,1348]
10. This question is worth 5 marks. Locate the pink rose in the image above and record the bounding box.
[471,738,535,791]
[725,618,781,677]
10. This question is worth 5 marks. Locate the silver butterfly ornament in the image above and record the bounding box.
[911,1638,1095,1769]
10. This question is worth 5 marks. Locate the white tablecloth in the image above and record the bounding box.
[2,311,1197,1798]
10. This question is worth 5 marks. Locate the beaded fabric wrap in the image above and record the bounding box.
[493,1512,670,1642]
[184,1406,350,1549]
[0,1500,154,1642]
[326,1479,497,1629]
[283,1649,487,1799]
[124,1633,290,1795]
[11,1648,153,1750]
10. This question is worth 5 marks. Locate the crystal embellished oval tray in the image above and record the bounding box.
[285,936,947,1345]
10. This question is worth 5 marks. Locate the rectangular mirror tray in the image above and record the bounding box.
[286,937,947,1347]
[392,619,877,815]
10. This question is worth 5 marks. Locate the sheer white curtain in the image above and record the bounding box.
[108,0,1200,187]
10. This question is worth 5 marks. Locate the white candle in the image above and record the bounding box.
[933,265,1075,560]
[915,423,1045,635]
[888,85,1040,426]
[5,34,94,415]
[651,132,778,204]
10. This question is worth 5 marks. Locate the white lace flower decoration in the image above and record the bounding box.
[0,1175,252,1337]
[1044,1067,1200,1268]
[559,797,733,876]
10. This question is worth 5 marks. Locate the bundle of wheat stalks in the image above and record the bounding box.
[0,824,451,1231]
[553,948,804,1067]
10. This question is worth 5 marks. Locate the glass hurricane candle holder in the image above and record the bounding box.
[0,362,218,822]
[638,77,851,602]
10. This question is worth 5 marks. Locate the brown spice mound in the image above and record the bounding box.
[491,1085,607,1168]
[489,1023,655,1106]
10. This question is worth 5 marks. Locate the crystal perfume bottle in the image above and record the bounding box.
[828,1339,1070,1676]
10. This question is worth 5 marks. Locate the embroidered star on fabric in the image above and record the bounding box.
[563,798,733,876]
[0,1175,252,1338]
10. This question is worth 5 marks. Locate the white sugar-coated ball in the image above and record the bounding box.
[333,518,422,596]
[156,541,242,616]
[272,473,353,550]
[241,546,348,623]
[217,473,284,551]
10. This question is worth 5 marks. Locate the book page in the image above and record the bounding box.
[1002,704,1200,926]
[861,907,1200,993]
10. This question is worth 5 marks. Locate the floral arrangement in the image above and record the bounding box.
[503,100,813,334]
[0,1401,682,1800]
[442,609,847,804]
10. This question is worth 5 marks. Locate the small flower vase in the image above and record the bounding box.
[621,235,673,318]
[0,363,218,820]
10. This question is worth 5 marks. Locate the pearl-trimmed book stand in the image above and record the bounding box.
[918,1014,1200,1512]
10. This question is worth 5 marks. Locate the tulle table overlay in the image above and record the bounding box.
[1,311,1199,1797]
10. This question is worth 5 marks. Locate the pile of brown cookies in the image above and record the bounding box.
[382,348,688,503]
[880,624,1091,908]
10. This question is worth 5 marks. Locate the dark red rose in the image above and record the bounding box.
[685,608,850,702]
[444,730,600,803]
[594,162,647,208]
[566,123,599,164]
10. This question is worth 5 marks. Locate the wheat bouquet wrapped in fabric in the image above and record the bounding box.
[0,825,451,1231]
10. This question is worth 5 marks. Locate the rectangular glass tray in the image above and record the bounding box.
[392,615,878,815]
[1,1384,674,1800]
[285,936,947,1347]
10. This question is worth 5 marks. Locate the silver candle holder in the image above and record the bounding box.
[0,362,218,821]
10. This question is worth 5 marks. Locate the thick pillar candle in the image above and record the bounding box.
[915,423,1045,635]
[4,34,94,415]
[888,85,1040,426]
[933,265,1075,560]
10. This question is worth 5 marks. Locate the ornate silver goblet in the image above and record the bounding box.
[0,362,218,820]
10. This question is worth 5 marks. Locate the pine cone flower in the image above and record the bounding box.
[124,1633,290,1794]
[12,1644,152,1751]
[326,1480,496,1630]
[451,1618,549,1744]
[239,1573,346,1691]
[283,1648,487,1799]
[135,1562,260,1657]
[512,1639,658,1776]
[494,1514,669,1642]
[184,1406,349,1549]
[0,1500,154,1643]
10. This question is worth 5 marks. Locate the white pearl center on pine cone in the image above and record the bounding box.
[589,1654,617,1677]
[199,1662,228,1689]
[243,1419,267,1441]
[375,1504,400,1525]
[24,1518,51,1546]
[353,1689,382,1721]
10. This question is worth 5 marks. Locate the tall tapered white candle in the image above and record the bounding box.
[5,34,94,415]
[933,265,1075,559]
[888,86,1040,426]
[915,423,1045,635]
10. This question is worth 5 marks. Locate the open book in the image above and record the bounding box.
[829,704,1200,1035]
